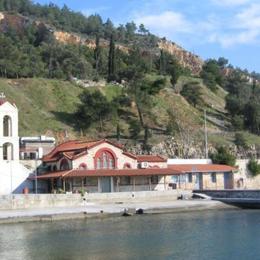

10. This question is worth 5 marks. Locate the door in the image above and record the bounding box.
[101,177,111,193]
[195,173,203,190]
[224,173,233,189]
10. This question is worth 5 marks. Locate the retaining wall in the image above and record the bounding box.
[84,190,192,202]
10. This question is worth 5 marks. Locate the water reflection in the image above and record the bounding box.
[0,210,260,260]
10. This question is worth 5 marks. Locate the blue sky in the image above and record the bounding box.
[34,0,260,73]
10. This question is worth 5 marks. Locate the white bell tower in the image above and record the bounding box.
[0,93,19,161]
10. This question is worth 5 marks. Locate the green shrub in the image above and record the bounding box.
[210,146,236,166]
[234,132,248,148]
[247,159,260,176]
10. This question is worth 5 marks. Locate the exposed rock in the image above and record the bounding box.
[53,30,129,52]
[0,12,4,21]
[158,40,204,75]
[0,12,29,35]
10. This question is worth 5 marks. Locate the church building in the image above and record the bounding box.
[38,139,180,193]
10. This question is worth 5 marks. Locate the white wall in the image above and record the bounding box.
[168,159,212,165]
[0,161,33,195]
[235,159,260,189]
[0,102,19,161]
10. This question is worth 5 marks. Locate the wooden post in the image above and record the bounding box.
[149,176,152,191]
[133,177,136,191]
[63,179,65,191]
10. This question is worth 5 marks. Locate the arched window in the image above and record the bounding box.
[3,142,13,160]
[3,116,12,137]
[79,163,87,170]
[60,158,70,170]
[53,165,57,172]
[123,163,131,169]
[95,149,116,169]
[97,158,101,169]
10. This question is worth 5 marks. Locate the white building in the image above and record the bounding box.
[0,93,32,195]
[0,95,19,161]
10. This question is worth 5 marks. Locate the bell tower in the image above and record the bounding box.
[0,93,19,161]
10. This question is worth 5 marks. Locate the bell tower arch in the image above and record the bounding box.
[0,93,19,161]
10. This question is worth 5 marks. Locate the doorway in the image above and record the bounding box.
[100,177,111,193]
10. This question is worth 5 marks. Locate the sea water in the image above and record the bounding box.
[0,210,260,260]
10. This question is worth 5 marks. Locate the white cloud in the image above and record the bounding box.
[209,3,260,47]
[211,0,253,6]
[132,2,260,48]
[235,3,260,30]
[134,11,192,36]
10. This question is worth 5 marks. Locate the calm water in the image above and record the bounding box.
[0,210,260,260]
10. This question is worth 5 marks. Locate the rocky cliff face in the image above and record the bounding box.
[158,40,204,75]
[0,12,29,35]
[53,30,129,53]
[0,12,203,74]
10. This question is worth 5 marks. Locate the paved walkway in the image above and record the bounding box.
[0,200,235,223]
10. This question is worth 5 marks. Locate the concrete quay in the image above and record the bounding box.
[0,199,236,224]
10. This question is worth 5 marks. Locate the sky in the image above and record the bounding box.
[34,0,260,73]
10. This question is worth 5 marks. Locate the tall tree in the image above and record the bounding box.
[108,34,116,81]
[94,33,101,78]
[75,90,112,131]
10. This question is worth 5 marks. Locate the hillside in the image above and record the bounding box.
[0,0,260,158]
[2,76,258,153]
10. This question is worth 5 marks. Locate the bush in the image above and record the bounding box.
[180,81,203,107]
[234,132,248,148]
[247,159,260,176]
[210,146,236,166]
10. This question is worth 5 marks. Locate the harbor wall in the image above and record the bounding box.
[0,190,192,210]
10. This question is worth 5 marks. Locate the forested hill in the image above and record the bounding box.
[0,0,260,158]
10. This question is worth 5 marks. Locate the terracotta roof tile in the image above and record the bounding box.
[168,164,236,173]
[137,155,167,163]
[37,168,181,179]
[42,139,117,162]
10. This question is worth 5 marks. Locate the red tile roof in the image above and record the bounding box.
[168,164,237,173]
[37,168,181,179]
[122,151,137,159]
[137,155,167,163]
[42,139,124,162]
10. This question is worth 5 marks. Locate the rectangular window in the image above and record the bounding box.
[84,177,98,186]
[151,176,159,184]
[211,173,217,183]
[188,173,193,183]
[121,176,131,185]
[180,175,187,183]
[171,175,179,183]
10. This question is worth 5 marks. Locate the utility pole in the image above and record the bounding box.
[35,157,38,194]
[204,109,208,159]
